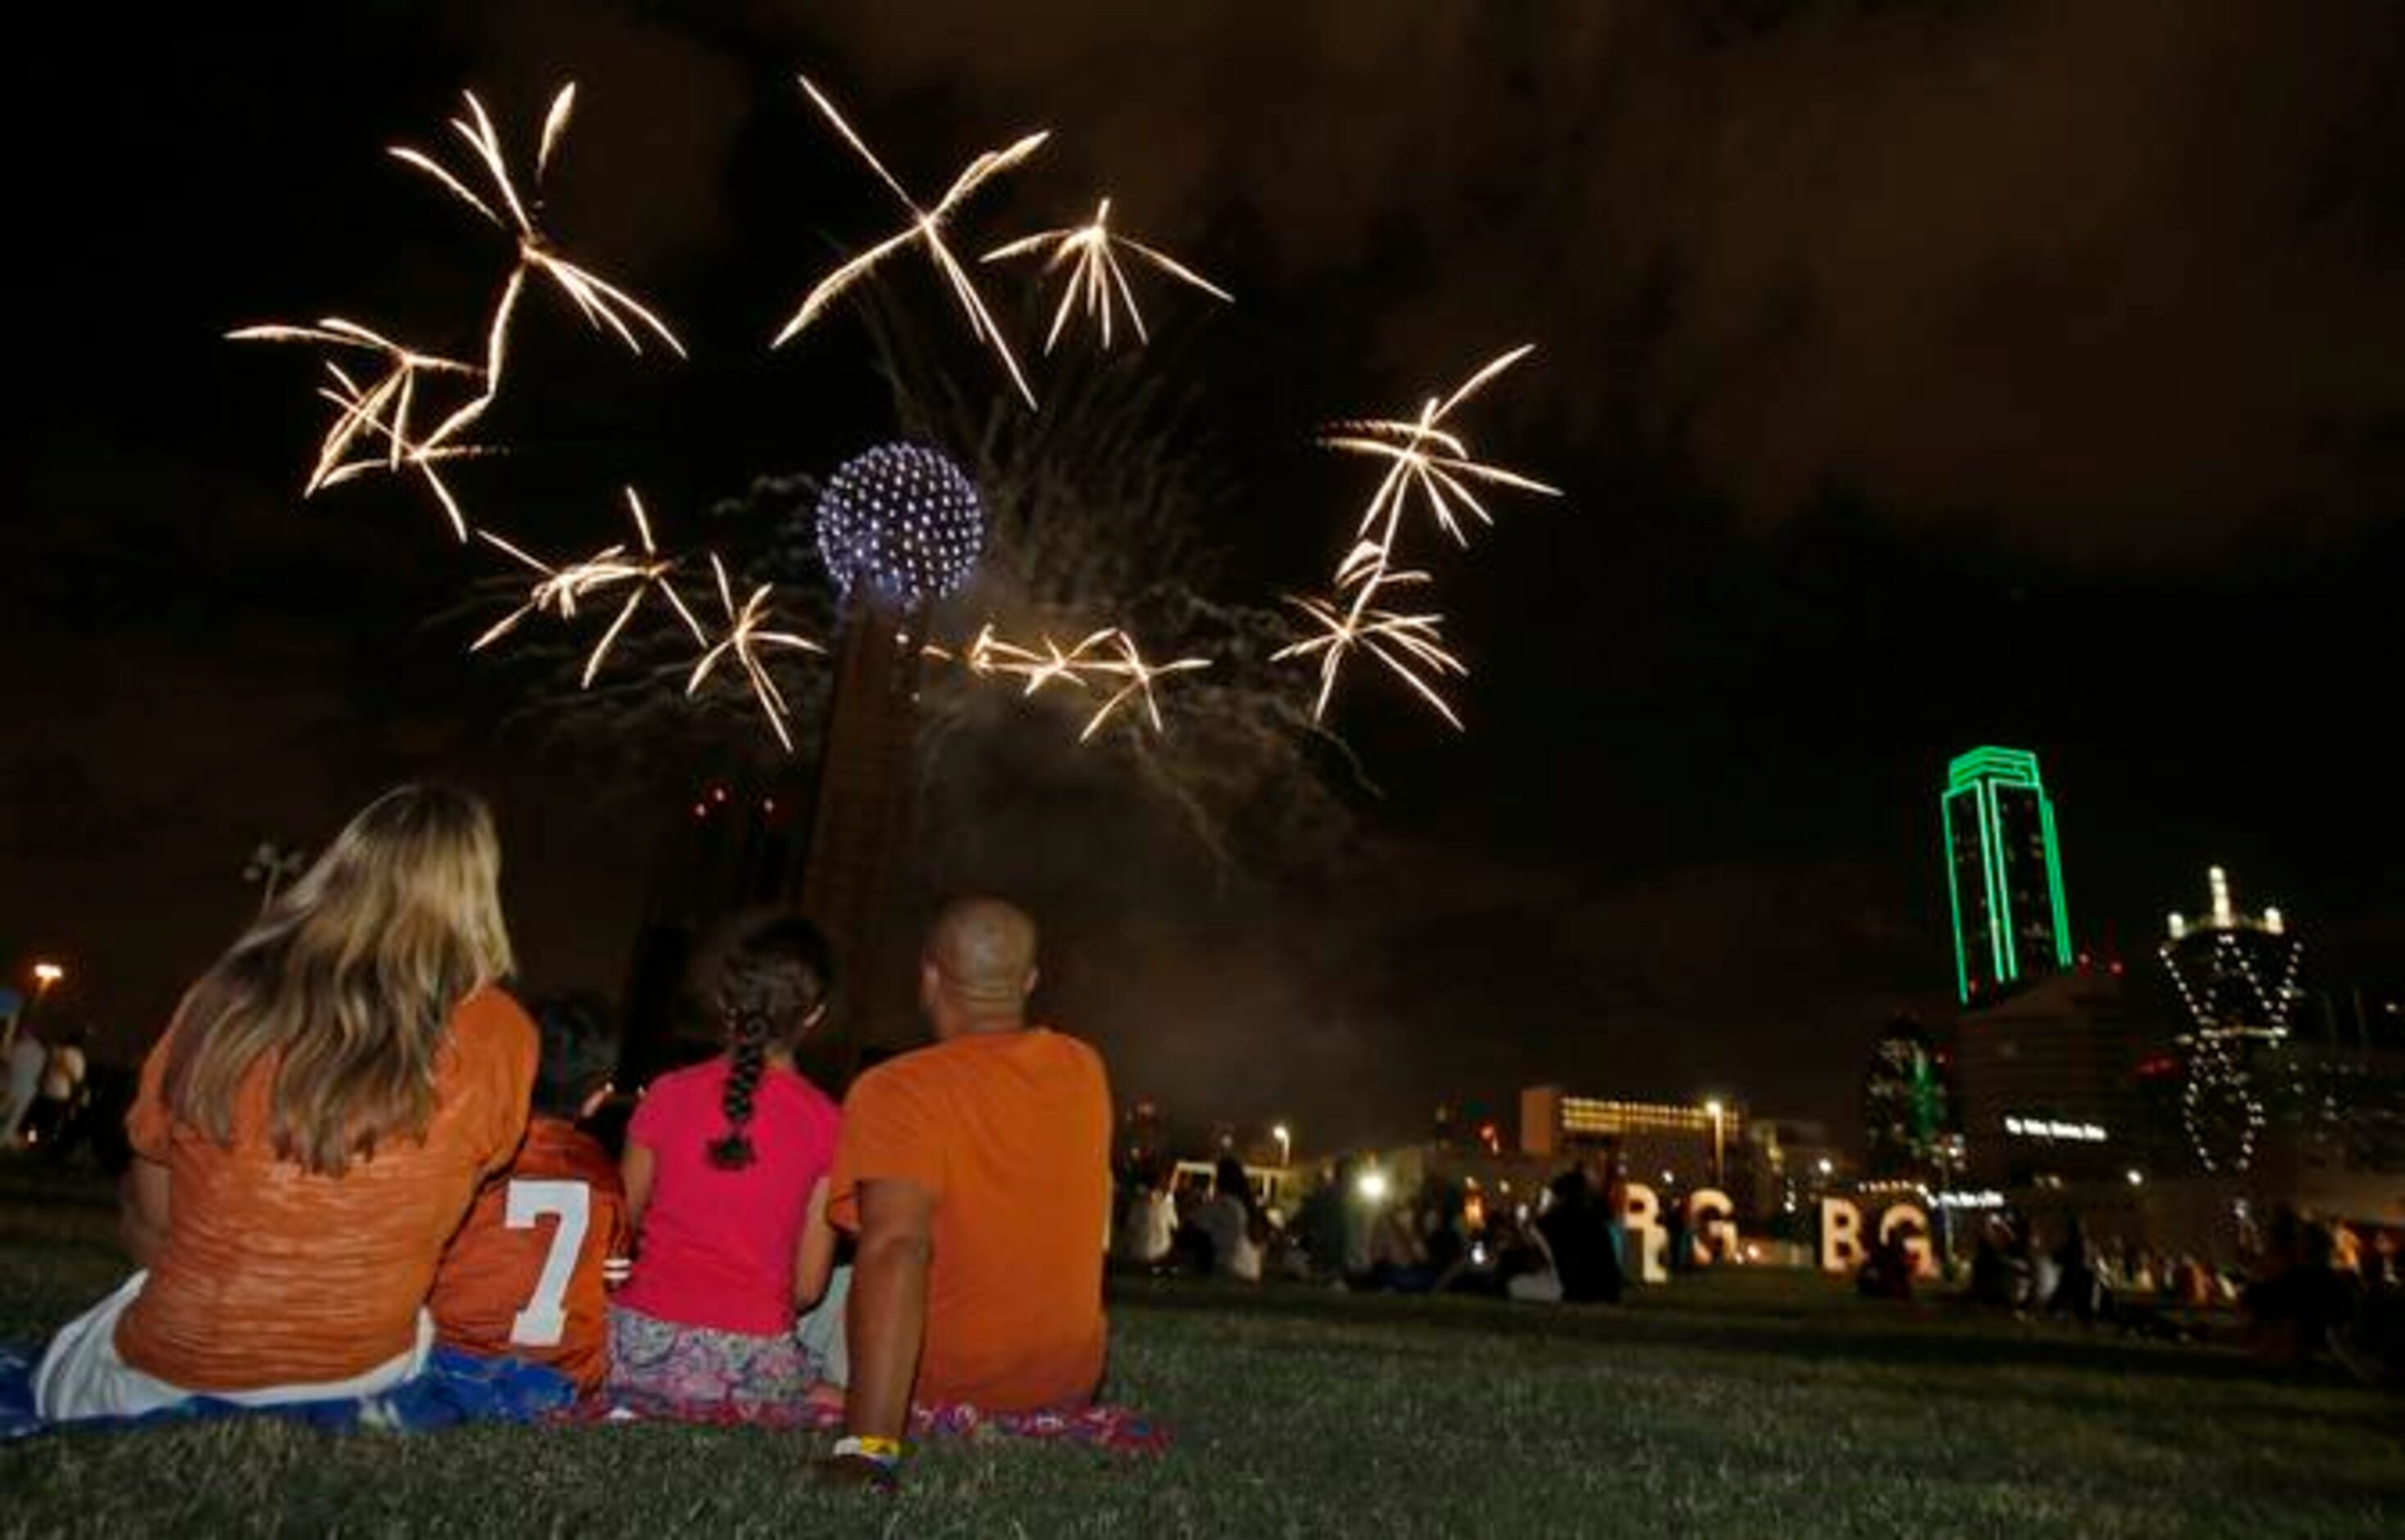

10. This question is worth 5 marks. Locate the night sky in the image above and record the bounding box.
[9,1,2405,1150]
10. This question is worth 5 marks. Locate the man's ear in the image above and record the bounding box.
[1023,966,1041,1000]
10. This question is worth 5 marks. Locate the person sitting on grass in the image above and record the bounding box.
[607,914,845,1419]
[2,1014,50,1150]
[33,786,536,1421]
[430,991,630,1397]
[1535,1154,1624,1305]
[818,897,1113,1489]
[1114,1161,1177,1271]
[1194,1154,1264,1282]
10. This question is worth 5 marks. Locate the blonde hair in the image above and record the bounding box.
[165,785,515,1176]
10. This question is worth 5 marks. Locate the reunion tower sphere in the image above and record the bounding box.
[815,442,985,610]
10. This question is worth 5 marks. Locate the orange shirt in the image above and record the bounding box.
[118,986,537,1392]
[828,1027,1112,1412]
[429,1115,629,1393]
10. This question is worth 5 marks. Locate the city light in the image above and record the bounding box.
[1272,1123,1291,1167]
[30,963,64,996]
[2126,1169,2146,1186]
[1355,1169,1390,1203]
[1815,1157,1834,1177]
[2003,1116,2108,1142]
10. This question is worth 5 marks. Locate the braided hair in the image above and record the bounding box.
[706,914,835,1170]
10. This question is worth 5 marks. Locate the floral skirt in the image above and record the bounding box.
[604,1305,822,1419]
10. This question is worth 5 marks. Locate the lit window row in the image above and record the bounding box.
[2002,1116,2107,1141]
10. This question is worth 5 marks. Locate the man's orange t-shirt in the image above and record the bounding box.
[117,986,537,1392]
[428,1115,629,1393]
[827,1027,1112,1412]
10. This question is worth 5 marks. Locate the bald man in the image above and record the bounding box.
[822,899,1113,1484]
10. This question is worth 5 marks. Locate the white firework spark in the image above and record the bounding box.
[1320,344,1559,554]
[982,198,1230,353]
[389,82,685,429]
[686,554,825,752]
[471,487,708,686]
[772,74,1047,408]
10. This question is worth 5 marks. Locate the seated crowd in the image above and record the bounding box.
[30,786,1114,1488]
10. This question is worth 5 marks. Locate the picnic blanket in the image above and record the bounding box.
[0,1343,576,1442]
[4,1341,1168,1454]
[572,1389,1173,1453]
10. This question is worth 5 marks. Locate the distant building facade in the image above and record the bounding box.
[1862,1015,1954,1179]
[1942,746,2075,1005]
[1955,962,2137,1186]
[1519,1087,1747,1199]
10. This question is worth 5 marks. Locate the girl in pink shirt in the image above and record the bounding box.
[608,914,845,1416]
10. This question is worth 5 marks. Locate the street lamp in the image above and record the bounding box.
[16,963,66,1048]
[1704,1098,1726,1188]
[1272,1123,1291,1168]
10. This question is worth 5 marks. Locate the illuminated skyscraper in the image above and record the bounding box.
[1942,746,2075,1004]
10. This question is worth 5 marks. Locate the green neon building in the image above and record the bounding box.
[1942,746,2075,1004]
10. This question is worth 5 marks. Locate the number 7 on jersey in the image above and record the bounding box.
[503,1178,591,1347]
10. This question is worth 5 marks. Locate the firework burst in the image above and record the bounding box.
[225,319,482,496]
[1282,344,1556,727]
[686,554,825,752]
[1274,576,1468,731]
[1320,344,1559,553]
[471,487,708,685]
[950,623,1207,740]
[773,74,1047,408]
[1077,630,1214,741]
[982,198,1231,353]
[389,83,686,419]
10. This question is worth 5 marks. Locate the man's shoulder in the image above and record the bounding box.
[1030,1028,1110,1100]
[847,1046,941,1110]
[1028,1026,1103,1063]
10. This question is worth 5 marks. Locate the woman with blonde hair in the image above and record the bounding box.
[34,785,538,1420]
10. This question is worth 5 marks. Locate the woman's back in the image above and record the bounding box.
[118,986,535,1392]
[617,1057,840,1336]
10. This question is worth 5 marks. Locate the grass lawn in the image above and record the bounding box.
[2,1169,2398,1538]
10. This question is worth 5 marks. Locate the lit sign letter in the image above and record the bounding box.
[1879,1202,1936,1278]
[1623,1182,1669,1284]
[1687,1188,1738,1266]
[1820,1196,1862,1273]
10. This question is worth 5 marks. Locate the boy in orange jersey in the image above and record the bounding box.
[430,993,630,1396]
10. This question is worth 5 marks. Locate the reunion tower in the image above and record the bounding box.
[2161,866,2304,1174]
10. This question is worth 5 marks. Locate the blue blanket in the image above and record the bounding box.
[0,1343,576,1442]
